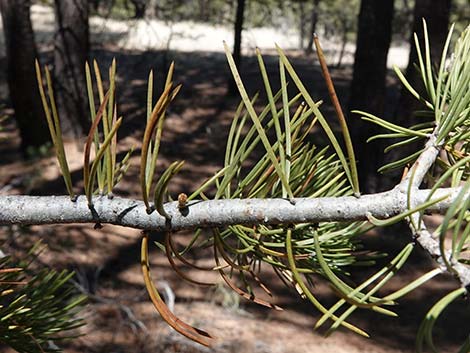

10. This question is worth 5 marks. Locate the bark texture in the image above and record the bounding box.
[0,188,461,231]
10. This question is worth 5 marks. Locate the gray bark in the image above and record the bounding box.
[0,188,462,231]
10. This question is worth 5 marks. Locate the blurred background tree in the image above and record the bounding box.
[3,0,466,162]
[0,0,50,154]
[53,0,90,138]
[347,0,395,193]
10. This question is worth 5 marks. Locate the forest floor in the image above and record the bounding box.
[1,5,469,353]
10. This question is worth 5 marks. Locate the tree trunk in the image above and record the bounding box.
[298,1,306,50]
[130,0,146,18]
[228,0,246,95]
[0,0,50,153]
[335,23,348,68]
[395,0,451,126]
[306,0,320,54]
[348,0,395,193]
[53,0,89,138]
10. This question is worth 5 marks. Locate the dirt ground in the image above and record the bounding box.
[1,16,469,353]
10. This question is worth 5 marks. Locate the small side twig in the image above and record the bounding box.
[399,129,470,288]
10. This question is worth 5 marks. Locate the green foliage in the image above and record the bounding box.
[30,17,470,352]
[35,62,75,200]
[84,59,131,204]
[169,40,423,338]
[36,59,133,206]
[0,243,86,353]
[356,22,470,352]
[416,287,469,353]
[357,22,470,175]
[140,64,182,214]
[165,23,470,348]
[318,0,360,36]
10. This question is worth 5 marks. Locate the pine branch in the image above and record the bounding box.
[400,131,470,288]
[4,23,467,350]
[397,131,440,191]
[0,187,463,231]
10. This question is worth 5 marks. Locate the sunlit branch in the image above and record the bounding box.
[0,187,464,231]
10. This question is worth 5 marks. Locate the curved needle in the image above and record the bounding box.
[141,233,214,347]
[164,232,215,286]
[213,239,283,311]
